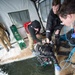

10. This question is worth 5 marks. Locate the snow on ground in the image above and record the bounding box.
[0,43,21,60]
[0,42,37,65]
[0,69,8,75]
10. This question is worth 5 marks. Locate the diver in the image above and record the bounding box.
[46,0,63,52]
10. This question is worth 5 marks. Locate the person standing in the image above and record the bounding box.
[46,0,63,51]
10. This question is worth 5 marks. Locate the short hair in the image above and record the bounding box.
[63,0,71,5]
[52,0,61,6]
[58,0,75,18]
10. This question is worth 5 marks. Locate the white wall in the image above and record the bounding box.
[0,0,39,43]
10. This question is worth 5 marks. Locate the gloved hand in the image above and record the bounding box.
[54,64,61,71]
[55,34,60,46]
[55,30,60,35]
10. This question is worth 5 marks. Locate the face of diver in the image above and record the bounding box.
[59,14,75,26]
[52,4,60,14]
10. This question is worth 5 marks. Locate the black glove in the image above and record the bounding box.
[55,34,60,46]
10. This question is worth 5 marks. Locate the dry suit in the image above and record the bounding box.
[46,9,63,51]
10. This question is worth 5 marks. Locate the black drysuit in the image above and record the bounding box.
[46,9,63,49]
[46,9,63,41]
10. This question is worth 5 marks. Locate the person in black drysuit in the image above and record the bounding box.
[46,0,63,52]
[45,0,62,70]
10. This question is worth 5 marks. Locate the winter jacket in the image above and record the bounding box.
[24,22,31,33]
[24,20,41,42]
[46,9,63,40]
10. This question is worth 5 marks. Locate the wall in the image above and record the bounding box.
[0,0,39,43]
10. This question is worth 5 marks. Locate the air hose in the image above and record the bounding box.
[60,47,75,71]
